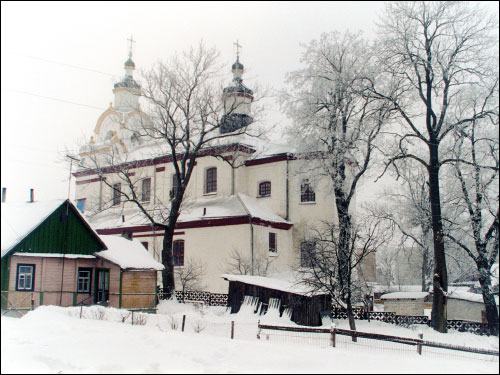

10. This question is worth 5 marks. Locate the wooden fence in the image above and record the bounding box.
[258,323,499,361]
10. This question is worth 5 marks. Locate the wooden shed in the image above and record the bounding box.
[222,274,331,326]
[381,292,430,316]
[1,199,163,313]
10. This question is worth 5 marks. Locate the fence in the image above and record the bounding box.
[332,307,493,335]
[157,289,228,307]
[258,323,499,362]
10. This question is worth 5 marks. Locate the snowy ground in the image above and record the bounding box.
[1,301,498,374]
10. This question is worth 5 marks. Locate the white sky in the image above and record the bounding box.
[2,2,495,204]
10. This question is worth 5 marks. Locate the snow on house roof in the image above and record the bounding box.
[381,292,429,300]
[95,235,164,271]
[448,291,499,306]
[221,274,328,297]
[1,199,66,257]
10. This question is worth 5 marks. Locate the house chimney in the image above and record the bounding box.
[1,187,6,203]
[121,230,133,241]
[29,189,34,203]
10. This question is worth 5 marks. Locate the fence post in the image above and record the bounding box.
[31,293,34,311]
[131,311,134,325]
[417,331,423,355]
[257,320,261,340]
[231,321,235,339]
[182,315,186,332]
[330,323,336,347]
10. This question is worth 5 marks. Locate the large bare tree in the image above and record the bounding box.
[370,1,498,332]
[281,31,395,331]
[80,43,263,295]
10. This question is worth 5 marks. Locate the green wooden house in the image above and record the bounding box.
[1,199,107,310]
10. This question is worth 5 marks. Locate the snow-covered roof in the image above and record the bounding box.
[381,292,429,300]
[89,193,291,231]
[95,235,164,271]
[1,199,65,257]
[12,253,96,259]
[448,291,499,306]
[221,274,328,297]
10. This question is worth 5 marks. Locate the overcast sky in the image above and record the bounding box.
[1,2,495,204]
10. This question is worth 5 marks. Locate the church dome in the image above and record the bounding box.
[232,60,244,70]
[124,58,135,68]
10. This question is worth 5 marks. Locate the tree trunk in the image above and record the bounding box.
[161,227,175,297]
[428,143,448,333]
[477,259,499,336]
[346,295,358,342]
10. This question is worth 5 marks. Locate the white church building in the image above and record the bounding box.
[73,48,375,294]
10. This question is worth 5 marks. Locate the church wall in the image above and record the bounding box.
[245,161,287,218]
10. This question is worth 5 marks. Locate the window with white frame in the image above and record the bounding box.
[16,264,35,291]
[259,181,271,197]
[300,241,316,267]
[112,183,121,206]
[77,268,92,293]
[141,178,151,202]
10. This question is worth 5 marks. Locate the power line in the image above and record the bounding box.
[8,53,115,77]
[3,88,106,110]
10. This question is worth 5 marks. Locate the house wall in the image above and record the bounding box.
[121,270,157,309]
[383,299,426,316]
[447,298,495,323]
[6,255,155,310]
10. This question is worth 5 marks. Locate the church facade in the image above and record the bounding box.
[73,49,375,294]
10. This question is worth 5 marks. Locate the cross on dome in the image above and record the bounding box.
[127,35,136,58]
[234,40,242,60]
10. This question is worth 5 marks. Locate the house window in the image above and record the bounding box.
[112,183,121,206]
[300,241,316,267]
[269,232,277,253]
[171,174,179,198]
[259,181,271,197]
[16,264,35,291]
[141,178,151,202]
[173,240,185,267]
[76,198,86,213]
[301,179,315,203]
[205,168,217,194]
[141,242,149,250]
[77,268,92,293]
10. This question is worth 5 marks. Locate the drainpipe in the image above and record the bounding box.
[231,166,235,196]
[286,154,290,221]
[98,177,103,210]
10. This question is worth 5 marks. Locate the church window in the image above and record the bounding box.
[205,168,217,194]
[269,232,277,253]
[141,178,151,202]
[259,181,271,197]
[112,183,121,206]
[300,179,315,203]
[300,241,315,267]
[105,130,113,141]
[173,240,184,267]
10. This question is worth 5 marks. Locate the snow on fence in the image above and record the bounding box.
[157,289,228,307]
[257,323,499,362]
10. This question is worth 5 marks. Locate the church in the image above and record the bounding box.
[73,43,375,295]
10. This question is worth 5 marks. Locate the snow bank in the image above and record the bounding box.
[2,305,498,374]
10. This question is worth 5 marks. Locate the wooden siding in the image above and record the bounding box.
[227,281,330,326]
[8,201,105,257]
[121,271,157,309]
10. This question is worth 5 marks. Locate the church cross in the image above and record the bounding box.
[127,35,136,58]
[234,40,242,59]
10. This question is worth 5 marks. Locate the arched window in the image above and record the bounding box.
[205,167,217,194]
[173,240,184,267]
[300,179,315,203]
[141,178,151,202]
[259,181,271,197]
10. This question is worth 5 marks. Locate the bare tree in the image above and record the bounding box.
[370,1,498,332]
[296,216,391,336]
[79,42,263,296]
[224,247,275,277]
[443,83,499,335]
[176,259,207,301]
[281,31,395,331]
